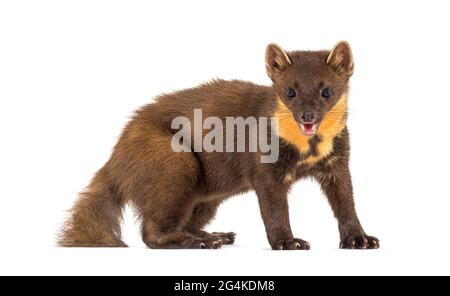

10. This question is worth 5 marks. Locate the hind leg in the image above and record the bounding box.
[144,231,224,249]
[184,201,236,245]
[140,199,226,249]
[131,138,225,249]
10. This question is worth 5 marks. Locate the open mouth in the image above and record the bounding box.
[299,123,318,136]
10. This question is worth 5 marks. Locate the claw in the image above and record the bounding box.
[212,241,222,249]
[274,239,310,250]
[368,238,380,249]
[355,236,368,249]
[341,235,380,250]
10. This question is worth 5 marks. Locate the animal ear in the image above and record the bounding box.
[326,41,354,77]
[265,43,292,80]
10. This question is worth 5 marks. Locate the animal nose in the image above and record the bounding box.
[300,112,316,123]
[302,100,317,107]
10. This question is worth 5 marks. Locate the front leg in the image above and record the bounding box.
[316,159,379,249]
[254,179,310,250]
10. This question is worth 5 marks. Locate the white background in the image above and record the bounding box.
[1,0,449,276]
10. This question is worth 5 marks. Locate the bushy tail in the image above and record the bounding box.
[58,175,127,247]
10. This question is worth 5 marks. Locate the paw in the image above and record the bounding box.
[340,235,379,249]
[210,232,236,245]
[182,238,224,249]
[273,238,310,250]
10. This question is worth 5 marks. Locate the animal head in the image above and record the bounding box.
[266,41,353,137]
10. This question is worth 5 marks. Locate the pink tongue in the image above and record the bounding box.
[303,124,314,131]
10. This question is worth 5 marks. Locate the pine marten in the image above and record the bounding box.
[59,41,379,250]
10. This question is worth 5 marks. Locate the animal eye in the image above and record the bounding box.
[287,88,296,98]
[321,88,332,99]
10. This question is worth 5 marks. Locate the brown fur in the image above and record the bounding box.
[59,42,379,250]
